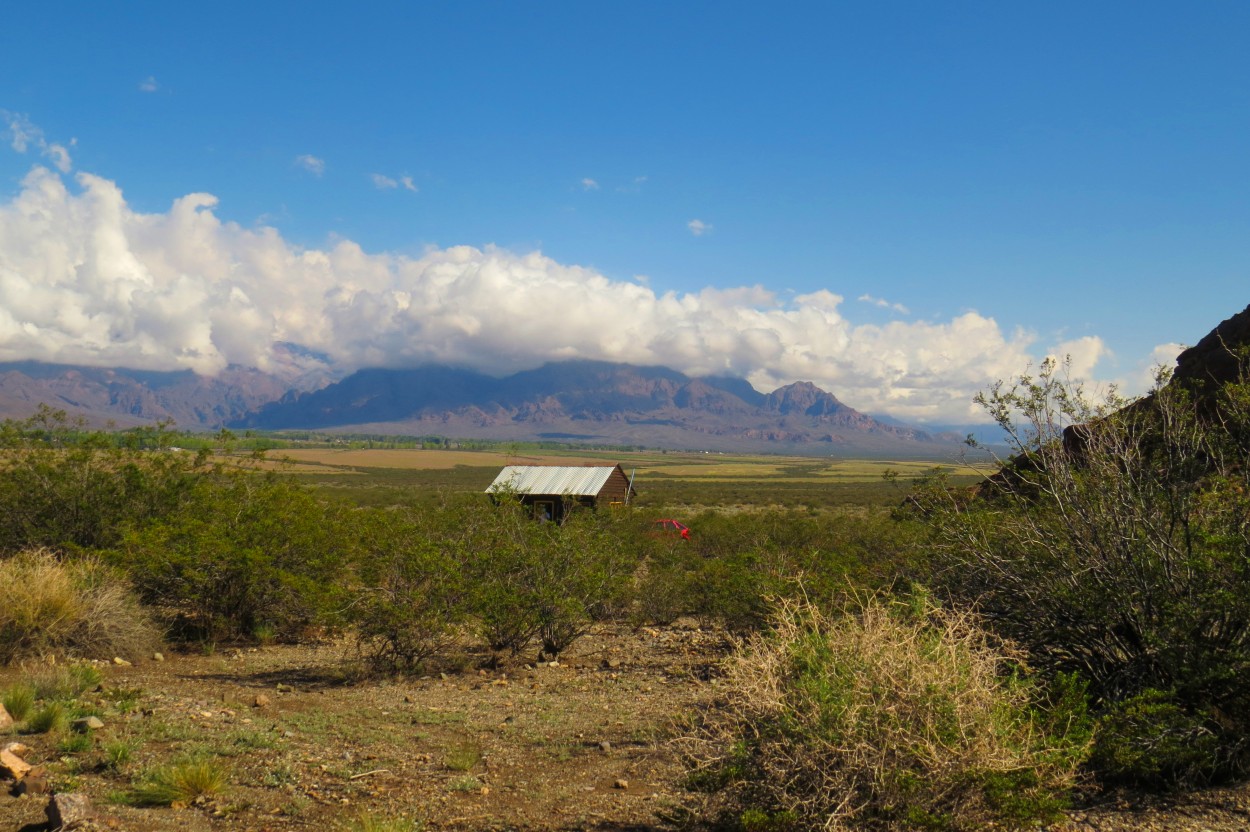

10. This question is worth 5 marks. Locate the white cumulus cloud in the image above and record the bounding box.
[139,76,159,93]
[687,218,712,236]
[1134,341,1185,390]
[2,111,72,172]
[295,154,325,176]
[858,294,910,314]
[0,164,1133,423]
[371,173,416,192]
[580,177,599,191]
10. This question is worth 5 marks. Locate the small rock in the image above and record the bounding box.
[607,658,622,668]
[111,657,131,667]
[16,771,50,796]
[599,741,612,753]
[72,716,105,732]
[614,779,629,790]
[0,744,32,780]
[152,652,164,662]
[403,695,414,704]
[275,683,293,692]
[253,694,272,709]
[0,703,12,730]
[46,792,94,830]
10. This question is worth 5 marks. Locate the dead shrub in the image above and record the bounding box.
[682,594,1091,831]
[0,548,161,664]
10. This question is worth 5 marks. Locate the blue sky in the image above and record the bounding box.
[0,2,1246,423]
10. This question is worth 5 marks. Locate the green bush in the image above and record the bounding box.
[0,407,207,553]
[1090,689,1226,787]
[459,499,638,658]
[350,509,469,672]
[531,511,636,656]
[922,357,1250,785]
[115,472,352,642]
[683,594,1091,831]
[631,508,923,631]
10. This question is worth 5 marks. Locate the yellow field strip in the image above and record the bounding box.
[270,448,615,470]
[255,448,990,484]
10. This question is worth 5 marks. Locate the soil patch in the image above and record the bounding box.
[5,623,1250,831]
[0,623,723,831]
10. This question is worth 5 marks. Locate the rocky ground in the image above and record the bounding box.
[0,623,721,831]
[4,623,1250,831]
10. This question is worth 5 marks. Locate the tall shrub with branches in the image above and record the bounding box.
[350,507,470,671]
[456,495,638,659]
[921,355,1250,784]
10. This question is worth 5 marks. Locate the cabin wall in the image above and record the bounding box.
[596,468,633,504]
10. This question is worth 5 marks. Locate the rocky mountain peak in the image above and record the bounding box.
[1173,303,1250,391]
[764,381,846,416]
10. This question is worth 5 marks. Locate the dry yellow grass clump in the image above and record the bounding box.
[684,595,1091,830]
[0,547,161,664]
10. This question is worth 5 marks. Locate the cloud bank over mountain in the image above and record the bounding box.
[0,164,1169,423]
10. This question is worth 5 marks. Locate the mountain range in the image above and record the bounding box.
[0,358,969,458]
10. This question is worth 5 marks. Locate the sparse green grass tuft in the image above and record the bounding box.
[448,775,483,793]
[253,624,278,645]
[129,759,228,805]
[342,812,423,832]
[25,701,69,734]
[102,685,143,713]
[1,683,36,721]
[443,741,481,772]
[103,739,136,770]
[27,662,102,700]
[58,731,93,754]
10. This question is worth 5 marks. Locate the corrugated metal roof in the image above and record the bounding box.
[486,465,620,497]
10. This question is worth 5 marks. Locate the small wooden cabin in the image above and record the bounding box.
[485,464,636,523]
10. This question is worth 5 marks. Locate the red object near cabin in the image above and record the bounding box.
[652,519,691,540]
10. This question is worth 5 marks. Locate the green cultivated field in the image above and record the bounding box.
[265,447,991,509]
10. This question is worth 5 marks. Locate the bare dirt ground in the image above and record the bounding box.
[1,623,721,832]
[5,623,1250,832]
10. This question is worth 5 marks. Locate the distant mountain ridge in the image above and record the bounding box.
[0,362,301,428]
[236,359,959,456]
[0,358,969,456]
